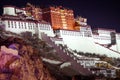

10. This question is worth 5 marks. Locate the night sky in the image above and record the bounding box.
[0,0,120,32]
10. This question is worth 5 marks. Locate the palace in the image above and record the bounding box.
[0,3,120,58]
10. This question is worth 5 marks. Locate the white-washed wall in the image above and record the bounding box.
[58,30,120,58]
[93,34,111,44]
[116,34,120,52]
[59,30,97,53]
[95,43,120,58]
[3,20,35,34]
[4,7,16,16]
[110,45,117,51]
[38,23,55,38]
[3,19,55,38]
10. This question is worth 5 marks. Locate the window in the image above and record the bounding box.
[14,21,17,28]
[21,22,23,29]
[11,21,13,28]
[24,22,26,29]
[28,23,30,29]
[19,22,21,29]
[8,21,10,28]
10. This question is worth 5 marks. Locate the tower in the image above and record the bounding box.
[42,6,75,30]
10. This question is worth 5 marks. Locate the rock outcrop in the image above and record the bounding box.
[0,37,56,80]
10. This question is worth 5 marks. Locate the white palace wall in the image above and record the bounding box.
[116,34,120,52]
[3,20,36,34]
[2,19,55,39]
[56,29,120,58]
[58,29,97,53]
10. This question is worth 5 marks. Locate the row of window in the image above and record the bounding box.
[93,36,111,40]
[39,25,50,30]
[84,32,92,37]
[8,21,36,29]
[38,24,50,27]
[7,21,50,30]
[61,31,84,36]
[98,31,112,34]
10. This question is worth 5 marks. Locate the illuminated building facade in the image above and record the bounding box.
[1,4,120,58]
[42,6,75,30]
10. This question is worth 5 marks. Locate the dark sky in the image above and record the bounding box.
[0,0,120,32]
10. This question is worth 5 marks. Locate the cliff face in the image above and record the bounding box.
[0,36,56,80]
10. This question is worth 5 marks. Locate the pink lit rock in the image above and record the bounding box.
[1,46,18,56]
[0,46,19,71]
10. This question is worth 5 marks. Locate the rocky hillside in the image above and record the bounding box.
[0,30,58,80]
[0,29,86,80]
[0,39,56,80]
[1,28,120,80]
